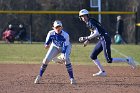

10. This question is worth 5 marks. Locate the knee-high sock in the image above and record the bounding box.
[39,64,48,77]
[112,58,128,63]
[66,63,74,79]
[93,59,105,72]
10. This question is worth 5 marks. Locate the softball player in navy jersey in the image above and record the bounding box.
[34,20,76,84]
[79,9,136,76]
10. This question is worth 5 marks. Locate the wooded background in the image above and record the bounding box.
[0,0,139,43]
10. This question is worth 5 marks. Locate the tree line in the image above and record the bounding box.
[0,0,139,43]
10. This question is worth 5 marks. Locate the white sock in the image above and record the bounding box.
[112,58,128,63]
[93,59,105,72]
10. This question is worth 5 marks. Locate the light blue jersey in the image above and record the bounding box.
[45,30,70,53]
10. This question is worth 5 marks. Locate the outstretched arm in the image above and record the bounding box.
[79,28,99,42]
[87,28,99,40]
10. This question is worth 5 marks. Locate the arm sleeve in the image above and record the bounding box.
[87,28,99,40]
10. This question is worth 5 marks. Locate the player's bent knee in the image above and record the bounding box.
[106,58,112,63]
[90,55,97,60]
[107,61,112,63]
[42,58,50,64]
[65,58,71,65]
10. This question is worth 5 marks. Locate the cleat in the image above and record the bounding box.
[93,71,107,77]
[127,57,136,69]
[34,75,41,84]
[70,78,76,84]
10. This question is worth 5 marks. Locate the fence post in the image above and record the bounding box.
[135,12,138,45]
[29,14,32,44]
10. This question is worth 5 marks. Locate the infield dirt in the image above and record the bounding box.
[0,64,140,93]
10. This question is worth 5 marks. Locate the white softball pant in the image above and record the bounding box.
[42,44,71,65]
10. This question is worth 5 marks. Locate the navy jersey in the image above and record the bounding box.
[86,18,110,39]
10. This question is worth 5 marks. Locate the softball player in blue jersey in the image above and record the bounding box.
[34,20,76,84]
[78,9,136,76]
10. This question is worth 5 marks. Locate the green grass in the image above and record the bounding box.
[0,43,140,65]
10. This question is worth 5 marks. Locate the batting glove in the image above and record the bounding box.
[79,37,88,42]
